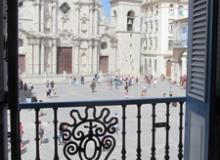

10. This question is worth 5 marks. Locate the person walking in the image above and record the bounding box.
[38,121,44,144]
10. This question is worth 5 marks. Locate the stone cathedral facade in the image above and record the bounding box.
[19,0,119,76]
[18,0,188,79]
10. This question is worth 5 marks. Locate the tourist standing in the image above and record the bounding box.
[90,79,96,93]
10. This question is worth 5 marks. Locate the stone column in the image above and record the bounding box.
[52,0,58,34]
[33,0,40,31]
[75,6,80,36]
[93,7,98,36]
[40,0,44,32]
[31,38,40,74]
[88,41,93,75]
[74,41,80,74]
[93,40,99,74]
[52,39,57,74]
[89,6,93,36]
[111,41,118,73]
[40,40,45,74]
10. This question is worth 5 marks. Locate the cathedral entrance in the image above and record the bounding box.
[99,56,109,73]
[18,54,25,74]
[166,60,172,77]
[57,47,72,74]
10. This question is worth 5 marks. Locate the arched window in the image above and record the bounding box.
[112,10,117,26]
[127,11,135,31]
[101,42,107,49]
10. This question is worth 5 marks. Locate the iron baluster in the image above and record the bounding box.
[151,103,156,160]
[35,108,40,160]
[178,102,184,160]
[164,103,170,160]
[121,105,127,160]
[53,107,59,160]
[136,104,142,160]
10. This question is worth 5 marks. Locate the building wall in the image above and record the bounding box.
[141,0,188,78]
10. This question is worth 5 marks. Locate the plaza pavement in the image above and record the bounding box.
[15,79,185,160]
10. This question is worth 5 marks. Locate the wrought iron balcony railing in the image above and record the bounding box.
[18,97,186,160]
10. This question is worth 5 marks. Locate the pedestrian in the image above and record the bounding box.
[124,82,129,98]
[50,80,55,89]
[81,76,85,85]
[38,121,44,144]
[23,83,27,92]
[90,78,96,93]
[153,78,157,87]
[31,95,38,102]
[58,124,64,145]
[113,113,120,134]
[46,87,51,97]
[19,122,24,141]
[141,86,147,96]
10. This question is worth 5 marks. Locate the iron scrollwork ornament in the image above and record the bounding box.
[60,107,118,160]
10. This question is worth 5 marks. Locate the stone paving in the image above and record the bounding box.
[14,79,185,160]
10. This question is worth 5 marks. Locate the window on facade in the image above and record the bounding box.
[145,59,148,70]
[149,59,152,68]
[18,38,24,47]
[169,22,174,33]
[155,37,158,49]
[60,3,71,14]
[144,39,148,50]
[18,1,24,7]
[178,5,184,17]
[101,42,107,49]
[149,38,152,48]
[169,4,174,16]
[155,5,159,16]
[113,10,117,26]
[127,11,135,31]
[168,40,174,50]
[145,22,148,33]
[155,20,158,32]
[154,59,157,72]
[150,7,153,16]
[150,21,153,33]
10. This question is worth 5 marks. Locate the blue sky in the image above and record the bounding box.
[101,0,111,19]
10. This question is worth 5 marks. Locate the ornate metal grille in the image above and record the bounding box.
[60,107,118,160]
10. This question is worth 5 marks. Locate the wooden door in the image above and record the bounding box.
[99,56,109,73]
[166,60,172,77]
[18,55,25,74]
[57,47,72,74]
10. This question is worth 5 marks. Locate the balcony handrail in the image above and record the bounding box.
[19,96,186,109]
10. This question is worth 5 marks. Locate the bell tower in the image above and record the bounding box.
[110,0,143,75]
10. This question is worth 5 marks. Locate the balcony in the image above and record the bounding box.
[170,40,187,49]
[17,97,186,160]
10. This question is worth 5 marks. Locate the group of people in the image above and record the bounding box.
[69,75,85,86]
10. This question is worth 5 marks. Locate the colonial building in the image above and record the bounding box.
[141,0,188,78]
[18,0,188,78]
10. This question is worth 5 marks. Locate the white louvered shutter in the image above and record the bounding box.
[188,0,208,101]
